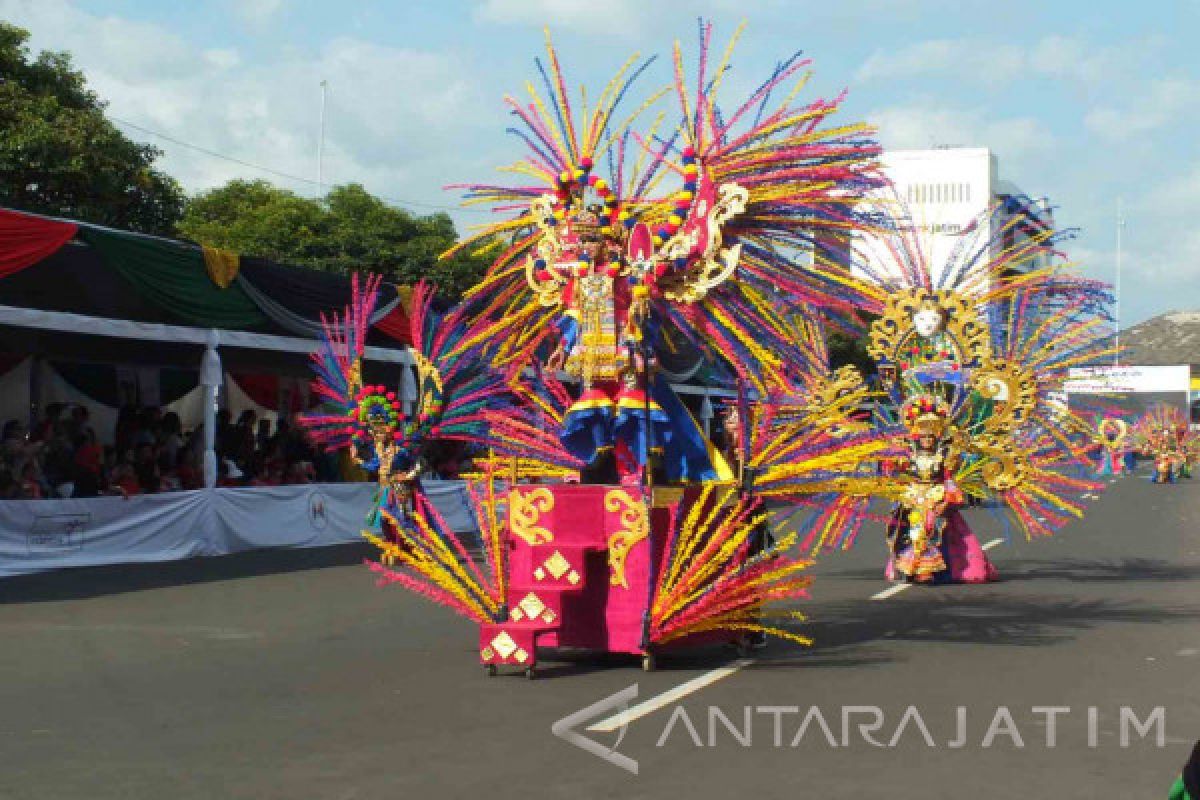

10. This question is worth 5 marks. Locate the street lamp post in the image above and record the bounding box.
[1114,198,1124,366]
[317,80,328,198]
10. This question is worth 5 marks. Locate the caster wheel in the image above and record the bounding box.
[642,654,656,672]
[524,667,536,680]
[485,664,497,677]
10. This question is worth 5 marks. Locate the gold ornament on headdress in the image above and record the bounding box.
[867,287,990,367]
[900,394,952,438]
[970,360,1037,435]
[657,183,749,304]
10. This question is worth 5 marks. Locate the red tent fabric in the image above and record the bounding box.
[373,302,413,345]
[0,208,78,279]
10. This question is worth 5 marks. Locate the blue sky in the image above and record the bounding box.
[3,0,1199,325]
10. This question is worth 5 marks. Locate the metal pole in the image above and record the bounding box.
[317,80,328,197]
[1114,197,1124,366]
[201,330,222,489]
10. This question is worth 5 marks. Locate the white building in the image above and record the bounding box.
[857,146,1056,287]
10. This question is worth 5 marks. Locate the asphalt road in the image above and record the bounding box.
[1,472,1198,799]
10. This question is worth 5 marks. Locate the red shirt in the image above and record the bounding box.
[74,443,103,475]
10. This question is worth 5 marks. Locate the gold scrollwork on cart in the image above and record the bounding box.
[508,487,555,546]
[605,489,650,589]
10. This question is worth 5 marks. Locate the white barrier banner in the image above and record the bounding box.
[0,481,478,578]
[1065,364,1191,395]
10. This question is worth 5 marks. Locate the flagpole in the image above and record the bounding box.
[1113,198,1124,366]
[317,80,328,198]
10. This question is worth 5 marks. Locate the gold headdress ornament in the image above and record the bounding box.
[901,394,951,438]
[867,287,990,367]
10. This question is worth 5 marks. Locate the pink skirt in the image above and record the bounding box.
[941,511,998,583]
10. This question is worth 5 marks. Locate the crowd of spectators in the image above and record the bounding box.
[0,403,339,500]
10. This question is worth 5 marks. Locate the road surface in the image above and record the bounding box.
[0,472,1197,799]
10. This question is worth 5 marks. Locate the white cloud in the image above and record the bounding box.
[1027,35,1111,83]
[202,48,241,70]
[0,0,490,214]
[866,104,1052,160]
[233,0,284,27]
[857,39,1024,86]
[473,0,649,36]
[857,35,1136,88]
[1084,77,1200,141]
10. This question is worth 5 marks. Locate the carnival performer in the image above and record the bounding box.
[1133,404,1195,484]
[299,273,582,621]
[431,20,894,659]
[1094,416,1130,477]
[885,395,997,584]
[447,21,885,492]
[790,201,1118,583]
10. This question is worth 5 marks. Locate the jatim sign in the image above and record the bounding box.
[1065,365,1191,395]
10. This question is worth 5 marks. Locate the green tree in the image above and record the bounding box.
[827,327,875,376]
[178,180,488,299]
[0,23,185,234]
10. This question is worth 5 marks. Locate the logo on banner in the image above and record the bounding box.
[28,513,89,552]
[307,490,329,531]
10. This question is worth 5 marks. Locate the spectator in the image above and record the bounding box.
[2,401,365,499]
[66,405,94,444]
[177,449,203,490]
[73,430,103,479]
[110,462,141,497]
[132,407,160,447]
[215,408,234,460]
[233,410,257,464]
[19,460,44,499]
[114,404,140,453]
[134,443,160,493]
[255,418,273,453]
[217,458,244,488]
[158,412,184,468]
[285,461,313,485]
[42,430,75,494]
[0,468,19,499]
[30,403,65,443]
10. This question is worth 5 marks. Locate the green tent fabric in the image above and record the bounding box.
[79,227,267,328]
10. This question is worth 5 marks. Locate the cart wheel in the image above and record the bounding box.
[524,667,536,680]
[642,654,656,672]
[485,664,497,677]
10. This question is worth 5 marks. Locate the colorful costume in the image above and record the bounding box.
[885,395,998,583]
[1133,405,1197,484]
[790,205,1118,582]
[1094,416,1130,476]
[302,22,893,673]
[299,21,1115,673]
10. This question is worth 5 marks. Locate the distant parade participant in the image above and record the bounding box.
[1133,404,1197,484]
[1094,416,1130,477]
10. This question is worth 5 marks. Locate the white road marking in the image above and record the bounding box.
[871,582,911,600]
[586,659,753,733]
[871,538,1004,600]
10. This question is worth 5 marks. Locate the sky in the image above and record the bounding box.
[2,0,1198,326]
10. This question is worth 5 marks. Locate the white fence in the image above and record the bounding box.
[0,481,475,578]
